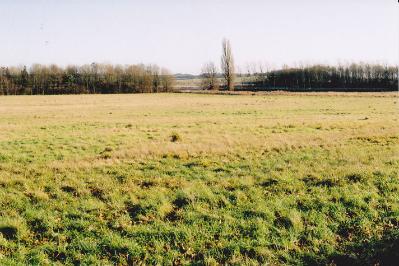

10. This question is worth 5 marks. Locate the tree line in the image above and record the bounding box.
[245,63,398,91]
[0,63,175,95]
[202,60,398,92]
[201,39,397,92]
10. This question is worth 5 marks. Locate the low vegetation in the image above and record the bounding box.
[0,93,397,265]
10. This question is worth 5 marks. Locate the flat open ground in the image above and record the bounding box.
[0,93,398,265]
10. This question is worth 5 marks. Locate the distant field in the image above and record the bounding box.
[0,93,398,265]
[174,76,254,89]
[174,77,204,88]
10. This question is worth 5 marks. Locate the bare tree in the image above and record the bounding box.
[221,38,235,91]
[160,68,175,92]
[201,62,219,90]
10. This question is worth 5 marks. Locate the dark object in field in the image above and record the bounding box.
[0,226,18,240]
[103,147,113,152]
[90,187,106,201]
[170,132,181,142]
[126,204,143,221]
[260,179,279,187]
[302,174,338,187]
[345,173,364,183]
[273,212,293,229]
[61,185,79,196]
[173,195,191,208]
[99,147,113,159]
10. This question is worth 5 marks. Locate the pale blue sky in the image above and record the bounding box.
[0,0,397,74]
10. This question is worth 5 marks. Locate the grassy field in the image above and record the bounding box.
[0,93,398,265]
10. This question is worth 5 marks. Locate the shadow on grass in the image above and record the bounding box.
[303,229,399,266]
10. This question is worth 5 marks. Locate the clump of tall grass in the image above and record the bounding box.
[170,132,181,142]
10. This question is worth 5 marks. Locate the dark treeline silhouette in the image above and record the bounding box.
[239,63,398,91]
[0,63,175,95]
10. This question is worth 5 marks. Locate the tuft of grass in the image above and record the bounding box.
[100,146,113,159]
[170,132,181,142]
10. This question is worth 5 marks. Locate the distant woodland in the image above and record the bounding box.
[240,63,398,91]
[0,62,397,95]
[0,63,175,95]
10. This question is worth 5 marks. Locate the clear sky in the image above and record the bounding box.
[0,0,397,74]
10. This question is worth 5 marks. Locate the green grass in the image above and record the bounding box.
[0,93,398,265]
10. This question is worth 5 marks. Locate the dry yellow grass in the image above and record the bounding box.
[0,93,397,164]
